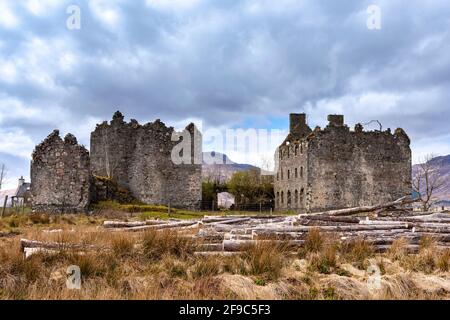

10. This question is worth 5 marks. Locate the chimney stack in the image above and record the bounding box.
[327,114,344,127]
[18,176,25,187]
[289,113,306,133]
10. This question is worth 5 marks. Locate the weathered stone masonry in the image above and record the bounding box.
[31,111,202,213]
[31,130,91,213]
[90,111,202,209]
[274,114,411,213]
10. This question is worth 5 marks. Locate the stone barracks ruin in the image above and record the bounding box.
[30,111,202,213]
[274,114,412,213]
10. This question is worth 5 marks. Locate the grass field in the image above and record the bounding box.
[0,204,449,300]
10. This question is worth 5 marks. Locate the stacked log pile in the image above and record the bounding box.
[99,196,450,254]
[19,196,450,257]
[193,197,450,254]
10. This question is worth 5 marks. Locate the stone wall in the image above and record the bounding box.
[91,176,136,204]
[306,122,411,212]
[90,111,202,209]
[275,114,411,213]
[31,130,91,213]
[90,111,138,188]
[274,113,312,211]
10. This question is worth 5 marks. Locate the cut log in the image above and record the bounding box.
[252,230,306,240]
[225,234,253,241]
[103,220,170,228]
[23,247,58,259]
[253,224,410,233]
[376,216,450,224]
[20,239,99,252]
[202,217,236,223]
[206,224,237,232]
[223,239,304,252]
[194,251,241,256]
[359,219,411,225]
[413,227,450,234]
[196,229,224,241]
[301,215,360,224]
[205,217,251,225]
[373,244,450,253]
[109,221,199,232]
[301,196,416,217]
[197,243,224,251]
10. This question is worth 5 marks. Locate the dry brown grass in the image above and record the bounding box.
[302,228,325,254]
[0,214,449,300]
[141,229,196,260]
[388,238,409,260]
[240,241,288,280]
[340,238,375,269]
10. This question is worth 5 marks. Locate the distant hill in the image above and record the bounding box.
[202,152,259,182]
[412,154,450,202]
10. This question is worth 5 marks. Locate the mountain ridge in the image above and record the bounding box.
[202,151,259,182]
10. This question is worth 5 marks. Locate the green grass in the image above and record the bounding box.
[94,200,289,220]
[92,200,170,213]
[1,207,33,216]
[139,211,205,220]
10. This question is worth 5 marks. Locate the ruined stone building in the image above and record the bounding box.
[274,114,411,213]
[30,112,202,213]
[31,130,91,213]
[90,111,202,209]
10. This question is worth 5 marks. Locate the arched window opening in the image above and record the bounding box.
[287,190,292,208]
[300,188,305,208]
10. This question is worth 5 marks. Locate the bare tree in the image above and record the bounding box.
[0,163,7,190]
[413,154,445,211]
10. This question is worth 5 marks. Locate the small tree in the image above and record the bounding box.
[227,169,274,209]
[0,163,7,190]
[202,177,227,210]
[413,154,445,211]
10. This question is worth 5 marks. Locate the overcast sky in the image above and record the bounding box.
[1,0,450,189]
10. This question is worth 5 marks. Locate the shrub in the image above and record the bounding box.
[322,286,338,300]
[308,245,338,274]
[164,258,188,279]
[111,235,135,258]
[341,238,374,269]
[240,241,287,281]
[29,213,50,225]
[419,235,436,250]
[141,230,196,260]
[436,249,450,272]
[388,238,409,261]
[191,257,220,279]
[303,228,325,253]
[8,252,44,282]
[254,278,266,286]
[7,215,28,228]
